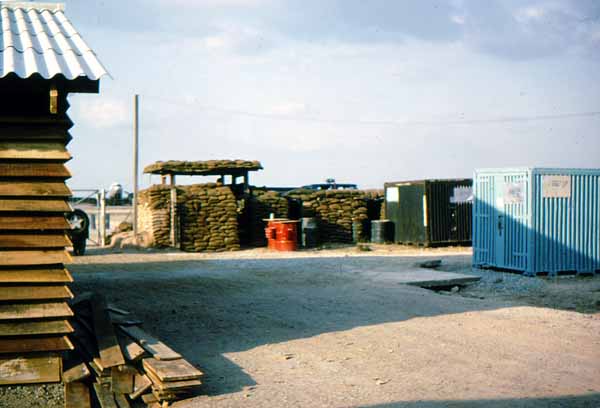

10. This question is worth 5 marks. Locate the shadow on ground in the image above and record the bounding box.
[362,393,600,407]
[68,254,598,401]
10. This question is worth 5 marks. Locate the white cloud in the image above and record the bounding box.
[515,6,547,22]
[155,0,270,9]
[204,35,228,50]
[269,102,309,116]
[75,98,129,128]
[451,15,466,25]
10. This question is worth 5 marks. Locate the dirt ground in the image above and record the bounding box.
[62,245,600,407]
[2,245,599,407]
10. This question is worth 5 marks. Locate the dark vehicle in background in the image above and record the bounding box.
[66,209,90,256]
[301,178,358,191]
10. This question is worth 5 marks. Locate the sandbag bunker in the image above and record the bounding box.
[139,160,383,251]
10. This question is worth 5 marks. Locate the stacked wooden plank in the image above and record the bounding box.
[0,117,76,385]
[65,293,203,407]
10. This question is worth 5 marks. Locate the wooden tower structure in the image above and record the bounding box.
[0,1,107,384]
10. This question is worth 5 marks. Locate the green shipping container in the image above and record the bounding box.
[384,179,473,246]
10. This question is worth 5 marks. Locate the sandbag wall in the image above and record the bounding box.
[179,184,240,252]
[138,186,172,247]
[246,189,289,246]
[137,183,240,252]
[287,190,374,243]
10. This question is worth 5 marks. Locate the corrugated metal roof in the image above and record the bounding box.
[0,1,108,80]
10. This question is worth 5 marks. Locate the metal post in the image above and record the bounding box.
[133,94,140,243]
[96,191,102,245]
[100,189,106,247]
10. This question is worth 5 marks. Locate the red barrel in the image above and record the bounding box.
[264,218,288,250]
[264,219,299,251]
[274,220,299,251]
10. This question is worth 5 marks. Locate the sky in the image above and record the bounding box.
[60,0,600,191]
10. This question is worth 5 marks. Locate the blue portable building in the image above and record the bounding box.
[473,168,600,276]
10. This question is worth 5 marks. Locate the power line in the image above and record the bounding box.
[144,94,600,127]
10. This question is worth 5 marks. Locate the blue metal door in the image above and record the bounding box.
[494,176,506,268]
[494,172,530,270]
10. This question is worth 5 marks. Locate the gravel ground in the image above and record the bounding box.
[0,383,63,407]
[1,245,599,408]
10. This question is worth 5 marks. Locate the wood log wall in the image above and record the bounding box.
[0,85,75,385]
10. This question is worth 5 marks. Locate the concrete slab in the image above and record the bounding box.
[363,268,481,288]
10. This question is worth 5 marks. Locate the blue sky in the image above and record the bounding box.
[64,0,600,191]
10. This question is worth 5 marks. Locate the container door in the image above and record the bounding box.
[493,176,507,267]
[493,173,529,270]
[385,186,400,241]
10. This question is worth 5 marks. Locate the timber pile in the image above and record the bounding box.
[0,115,76,384]
[179,184,240,252]
[287,189,370,243]
[247,189,289,246]
[64,292,203,407]
[144,160,263,176]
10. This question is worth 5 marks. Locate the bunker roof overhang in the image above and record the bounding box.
[0,1,109,94]
[144,160,264,177]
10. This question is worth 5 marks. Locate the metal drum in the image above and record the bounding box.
[371,220,393,244]
[301,217,319,248]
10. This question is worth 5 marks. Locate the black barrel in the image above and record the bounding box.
[371,220,393,244]
[301,217,319,248]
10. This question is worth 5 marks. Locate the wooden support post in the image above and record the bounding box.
[133,94,139,244]
[170,175,176,186]
[170,187,178,248]
[243,172,249,191]
[161,175,167,185]
[99,189,106,247]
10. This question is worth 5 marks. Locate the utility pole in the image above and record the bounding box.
[133,94,139,242]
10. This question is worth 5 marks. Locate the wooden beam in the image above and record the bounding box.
[0,250,71,266]
[0,302,73,320]
[0,319,73,337]
[91,294,126,368]
[0,233,71,248]
[0,163,71,178]
[111,365,136,394]
[65,382,91,408]
[0,142,71,161]
[0,285,73,301]
[113,393,131,408]
[0,354,61,385]
[62,350,91,383]
[0,215,70,230]
[0,267,73,283]
[142,358,203,382]
[144,367,202,391]
[119,326,181,361]
[117,332,146,362]
[0,126,71,142]
[0,199,72,213]
[0,335,73,353]
[129,374,152,400]
[92,383,119,408]
[0,182,71,198]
